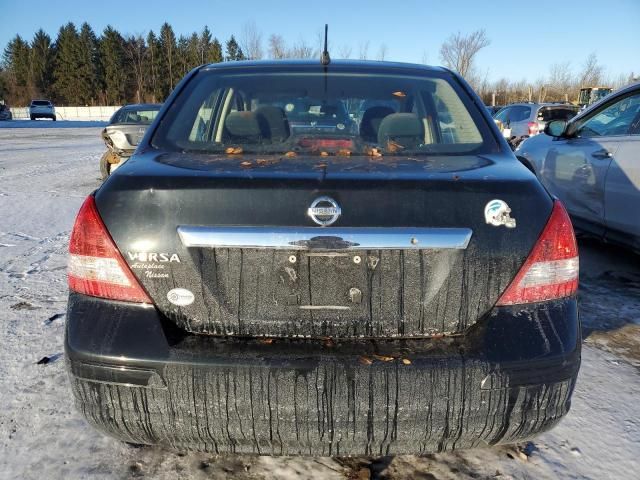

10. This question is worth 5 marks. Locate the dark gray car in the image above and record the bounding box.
[517,82,640,251]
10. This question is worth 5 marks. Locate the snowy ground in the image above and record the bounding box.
[1,125,638,479]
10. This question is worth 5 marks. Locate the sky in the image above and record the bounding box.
[1,0,639,82]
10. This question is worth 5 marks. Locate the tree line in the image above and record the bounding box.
[1,23,636,107]
[0,22,244,106]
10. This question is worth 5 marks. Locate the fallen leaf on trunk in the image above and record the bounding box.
[373,354,394,362]
[225,146,243,154]
[358,356,373,365]
[402,358,412,365]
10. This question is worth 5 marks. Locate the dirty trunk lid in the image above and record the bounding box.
[96,151,552,338]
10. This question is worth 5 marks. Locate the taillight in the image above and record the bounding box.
[497,200,578,305]
[527,121,539,136]
[68,196,151,303]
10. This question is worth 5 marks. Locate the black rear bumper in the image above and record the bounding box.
[65,293,580,456]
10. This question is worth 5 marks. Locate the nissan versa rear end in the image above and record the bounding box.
[65,60,580,456]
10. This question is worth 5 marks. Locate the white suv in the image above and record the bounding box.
[29,100,56,121]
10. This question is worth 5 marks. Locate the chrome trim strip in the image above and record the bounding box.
[177,226,472,250]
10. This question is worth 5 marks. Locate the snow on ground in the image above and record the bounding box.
[0,126,638,479]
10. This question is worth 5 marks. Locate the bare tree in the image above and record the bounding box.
[240,21,263,60]
[548,61,573,99]
[578,52,603,87]
[268,34,288,59]
[439,29,490,78]
[358,41,369,60]
[290,38,314,59]
[377,44,388,61]
[124,35,146,103]
[338,45,352,59]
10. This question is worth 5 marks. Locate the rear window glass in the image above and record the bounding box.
[31,101,51,106]
[152,69,493,156]
[537,107,578,122]
[111,107,161,125]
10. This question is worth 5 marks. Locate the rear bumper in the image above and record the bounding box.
[65,293,580,455]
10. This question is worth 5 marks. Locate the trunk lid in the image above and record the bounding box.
[96,151,553,338]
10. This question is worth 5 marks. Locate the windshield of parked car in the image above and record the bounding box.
[151,68,495,156]
[111,106,161,125]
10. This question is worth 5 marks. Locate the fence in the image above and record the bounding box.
[10,106,121,121]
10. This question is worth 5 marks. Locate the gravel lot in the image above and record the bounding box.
[1,123,639,479]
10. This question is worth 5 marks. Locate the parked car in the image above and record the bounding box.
[494,102,579,149]
[29,99,56,120]
[100,103,162,179]
[0,104,12,121]
[517,82,640,252]
[66,59,580,456]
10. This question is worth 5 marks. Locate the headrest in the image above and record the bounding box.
[360,106,395,142]
[255,106,290,142]
[377,113,424,147]
[224,111,262,140]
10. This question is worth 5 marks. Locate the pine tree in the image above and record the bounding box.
[145,30,163,103]
[187,32,200,70]
[176,35,189,77]
[53,23,82,104]
[100,26,127,104]
[208,38,223,63]
[159,23,177,94]
[125,35,146,103]
[199,26,212,64]
[30,29,54,98]
[225,35,245,61]
[77,23,100,104]
[3,35,32,104]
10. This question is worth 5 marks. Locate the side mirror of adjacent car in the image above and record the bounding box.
[544,119,568,137]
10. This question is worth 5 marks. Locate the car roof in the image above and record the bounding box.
[120,103,162,109]
[504,102,576,108]
[201,59,448,74]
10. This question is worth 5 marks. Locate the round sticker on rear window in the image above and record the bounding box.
[167,288,194,306]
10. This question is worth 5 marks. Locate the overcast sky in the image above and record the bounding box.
[2,0,639,82]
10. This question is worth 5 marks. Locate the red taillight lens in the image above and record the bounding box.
[68,196,151,303]
[497,200,578,306]
[527,121,539,136]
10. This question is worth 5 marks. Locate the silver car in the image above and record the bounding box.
[494,102,578,148]
[517,82,640,251]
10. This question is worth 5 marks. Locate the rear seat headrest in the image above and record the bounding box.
[377,113,424,148]
[255,106,290,142]
[224,111,262,141]
[360,106,395,142]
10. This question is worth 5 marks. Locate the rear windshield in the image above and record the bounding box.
[151,69,494,156]
[537,107,578,122]
[31,100,51,106]
[111,107,161,125]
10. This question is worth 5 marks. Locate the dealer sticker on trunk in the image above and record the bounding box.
[167,288,195,306]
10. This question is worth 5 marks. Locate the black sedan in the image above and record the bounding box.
[65,59,580,456]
